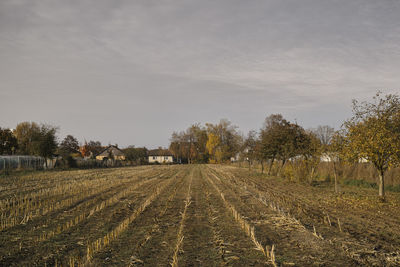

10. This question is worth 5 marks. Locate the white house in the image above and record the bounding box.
[320,153,368,163]
[148,149,174,163]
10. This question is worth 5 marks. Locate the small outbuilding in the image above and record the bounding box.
[96,145,126,161]
[148,149,174,163]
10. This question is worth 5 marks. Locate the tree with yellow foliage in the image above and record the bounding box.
[343,92,400,199]
[206,133,220,163]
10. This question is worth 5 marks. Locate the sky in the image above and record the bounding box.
[1,0,399,148]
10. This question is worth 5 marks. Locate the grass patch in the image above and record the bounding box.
[343,179,400,192]
[343,179,378,189]
[386,184,400,192]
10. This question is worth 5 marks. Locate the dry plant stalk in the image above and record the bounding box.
[337,218,342,232]
[205,170,277,266]
[171,174,193,267]
[211,167,331,242]
[82,175,177,265]
[36,178,155,242]
[1,168,169,232]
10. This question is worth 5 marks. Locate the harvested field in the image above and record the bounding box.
[0,165,399,266]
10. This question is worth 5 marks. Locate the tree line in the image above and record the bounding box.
[0,122,148,167]
[169,119,242,164]
[1,92,399,198]
[169,92,400,199]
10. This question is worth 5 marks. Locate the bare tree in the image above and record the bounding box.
[312,125,335,146]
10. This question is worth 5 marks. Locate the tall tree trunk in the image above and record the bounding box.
[278,159,286,177]
[268,158,274,175]
[188,141,191,164]
[309,166,315,183]
[379,170,385,199]
[333,161,338,194]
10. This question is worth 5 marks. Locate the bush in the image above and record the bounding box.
[282,163,295,182]
[66,156,77,168]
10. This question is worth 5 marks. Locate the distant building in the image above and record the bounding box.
[230,152,240,162]
[320,153,333,162]
[320,153,368,163]
[96,145,126,161]
[148,149,174,163]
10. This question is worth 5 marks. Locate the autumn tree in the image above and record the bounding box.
[58,135,79,158]
[86,141,103,157]
[194,126,209,163]
[259,115,282,175]
[343,92,400,199]
[187,124,209,163]
[277,122,306,174]
[123,146,148,164]
[80,141,90,158]
[180,123,208,164]
[169,130,194,163]
[33,124,58,162]
[14,122,41,155]
[258,114,317,178]
[259,114,295,175]
[206,133,220,163]
[169,120,240,164]
[206,119,241,163]
[169,132,184,163]
[14,122,58,161]
[298,131,322,183]
[0,127,18,155]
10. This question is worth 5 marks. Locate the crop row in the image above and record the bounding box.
[0,167,162,212]
[204,169,277,266]
[35,176,161,242]
[171,171,193,267]
[208,167,326,240]
[0,167,154,198]
[210,166,400,266]
[65,172,179,266]
[0,168,170,232]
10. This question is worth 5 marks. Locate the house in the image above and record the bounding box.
[96,145,126,161]
[148,149,174,163]
[230,152,240,162]
[320,153,368,163]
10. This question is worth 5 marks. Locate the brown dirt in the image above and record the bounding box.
[1,165,398,266]
[209,165,400,266]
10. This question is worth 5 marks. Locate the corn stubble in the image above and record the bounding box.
[205,171,277,266]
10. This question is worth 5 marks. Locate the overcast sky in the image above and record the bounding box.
[1,0,399,148]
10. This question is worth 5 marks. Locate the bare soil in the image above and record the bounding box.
[0,165,399,266]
